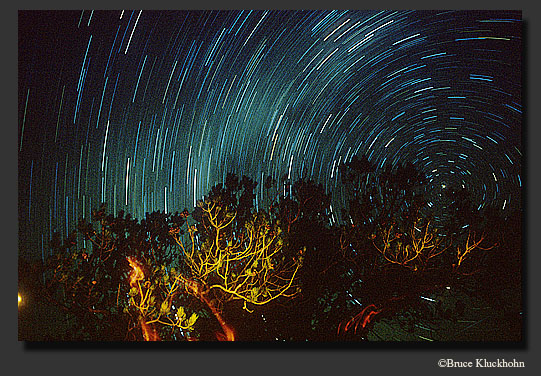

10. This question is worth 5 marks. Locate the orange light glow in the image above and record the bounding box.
[215,319,236,341]
[127,257,161,341]
[18,293,22,306]
[195,283,236,341]
[339,304,382,336]
[360,306,381,330]
[210,303,235,341]
[140,318,161,341]
[127,257,144,288]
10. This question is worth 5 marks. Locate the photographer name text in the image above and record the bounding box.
[438,358,525,368]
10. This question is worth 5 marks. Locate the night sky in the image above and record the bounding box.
[18,10,522,262]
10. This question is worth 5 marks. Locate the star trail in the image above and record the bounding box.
[18,10,522,262]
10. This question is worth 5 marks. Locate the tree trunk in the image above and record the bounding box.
[185,279,236,341]
[139,316,160,341]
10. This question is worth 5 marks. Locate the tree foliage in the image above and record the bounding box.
[28,158,521,342]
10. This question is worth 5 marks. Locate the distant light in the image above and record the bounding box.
[18,293,22,306]
[441,183,446,189]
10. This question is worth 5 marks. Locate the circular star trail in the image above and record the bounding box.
[18,10,522,261]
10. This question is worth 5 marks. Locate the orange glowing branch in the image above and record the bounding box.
[372,220,450,271]
[184,278,236,341]
[172,200,302,310]
[372,225,418,268]
[127,256,200,340]
[126,256,162,341]
[456,231,495,268]
[127,257,144,288]
[167,199,303,340]
[338,304,382,336]
[208,258,301,308]
[215,324,235,341]
[210,301,236,342]
[127,257,149,313]
[361,308,381,330]
[140,317,161,341]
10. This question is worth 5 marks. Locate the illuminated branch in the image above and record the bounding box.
[372,220,451,271]
[456,231,495,268]
[126,257,198,341]
[372,224,419,267]
[168,199,303,340]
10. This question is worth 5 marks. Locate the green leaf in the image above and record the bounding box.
[177,306,186,321]
[187,312,198,327]
[160,301,170,315]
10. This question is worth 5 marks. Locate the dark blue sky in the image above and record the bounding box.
[18,10,522,261]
